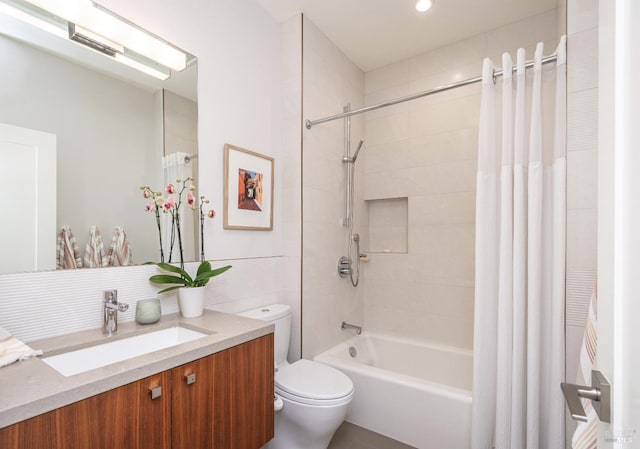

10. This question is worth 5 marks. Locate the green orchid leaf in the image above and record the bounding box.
[149,274,190,286]
[149,263,231,293]
[154,262,193,283]
[157,285,184,294]
[193,265,232,283]
[196,261,212,277]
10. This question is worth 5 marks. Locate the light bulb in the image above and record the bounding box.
[416,0,433,12]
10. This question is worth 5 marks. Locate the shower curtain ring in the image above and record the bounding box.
[492,69,497,84]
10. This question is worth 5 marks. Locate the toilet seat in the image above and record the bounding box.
[275,359,353,406]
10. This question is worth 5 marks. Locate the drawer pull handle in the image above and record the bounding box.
[185,373,196,385]
[149,386,162,400]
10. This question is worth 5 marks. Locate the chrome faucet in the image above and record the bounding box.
[103,289,129,336]
[341,321,362,335]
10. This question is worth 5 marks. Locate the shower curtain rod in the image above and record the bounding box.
[304,54,558,129]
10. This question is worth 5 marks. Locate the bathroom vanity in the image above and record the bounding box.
[0,311,274,449]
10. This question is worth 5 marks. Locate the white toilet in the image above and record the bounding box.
[239,304,354,449]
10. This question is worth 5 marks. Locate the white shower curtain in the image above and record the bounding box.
[471,37,566,449]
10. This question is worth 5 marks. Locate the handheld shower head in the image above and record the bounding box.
[352,139,364,162]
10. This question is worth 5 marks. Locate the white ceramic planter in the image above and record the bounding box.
[177,286,205,318]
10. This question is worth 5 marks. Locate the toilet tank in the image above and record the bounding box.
[238,304,291,368]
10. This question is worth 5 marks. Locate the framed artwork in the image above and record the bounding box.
[223,143,274,231]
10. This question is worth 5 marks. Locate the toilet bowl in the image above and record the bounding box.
[239,304,354,449]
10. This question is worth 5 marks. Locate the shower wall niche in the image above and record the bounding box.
[367,198,408,254]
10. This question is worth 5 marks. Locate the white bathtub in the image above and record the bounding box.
[314,333,472,449]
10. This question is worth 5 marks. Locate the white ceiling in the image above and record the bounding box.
[255,0,559,71]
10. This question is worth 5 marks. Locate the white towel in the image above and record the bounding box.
[571,286,598,449]
[0,326,42,368]
[106,227,132,267]
[56,225,82,269]
[83,226,107,268]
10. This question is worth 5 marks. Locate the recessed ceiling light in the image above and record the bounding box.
[416,0,433,12]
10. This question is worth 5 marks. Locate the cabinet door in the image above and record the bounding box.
[214,334,274,449]
[0,411,57,449]
[56,370,171,449]
[171,334,274,449]
[0,371,171,449]
[171,355,215,449]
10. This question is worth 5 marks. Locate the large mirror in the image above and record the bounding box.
[0,4,198,274]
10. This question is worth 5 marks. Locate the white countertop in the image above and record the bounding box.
[0,310,273,429]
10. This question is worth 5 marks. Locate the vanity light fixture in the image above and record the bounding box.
[115,53,171,81]
[0,0,67,39]
[415,0,434,12]
[21,0,188,71]
[69,23,124,56]
[0,0,190,80]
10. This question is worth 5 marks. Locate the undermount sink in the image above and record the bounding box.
[42,326,208,377]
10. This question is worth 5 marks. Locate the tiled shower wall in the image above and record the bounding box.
[362,10,559,349]
[301,16,367,358]
[565,0,599,442]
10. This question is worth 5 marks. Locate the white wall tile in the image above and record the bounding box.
[409,224,475,284]
[359,10,558,347]
[408,35,486,82]
[408,160,477,196]
[567,0,598,34]
[567,88,598,152]
[565,5,598,444]
[364,304,474,349]
[366,112,410,146]
[567,149,598,210]
[302,16,365,359]
[410,192,476,225]
[0,258,284,343]
[408,128,479,165]
[409,62,482,104]
[364,140,412,173]
[568,28,599,93]
[567,209,598,269]
[364,60,409,95]
[485,9,557,58]
[364,85,413,122]
[408,94,481,138]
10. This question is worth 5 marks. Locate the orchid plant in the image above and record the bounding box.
[140,178,231,292]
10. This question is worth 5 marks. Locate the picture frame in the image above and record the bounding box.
[223,143,274,231]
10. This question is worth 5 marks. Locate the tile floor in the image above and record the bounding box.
[328,422,416,449]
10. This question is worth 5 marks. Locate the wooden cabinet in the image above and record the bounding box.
[0,411,56,449]
[0,334,274,449]
[172,333,274,449]
[55,370,172,449]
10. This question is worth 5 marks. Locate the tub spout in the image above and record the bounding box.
[341,321,362,335]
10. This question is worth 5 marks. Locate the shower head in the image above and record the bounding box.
[352,139,364,162]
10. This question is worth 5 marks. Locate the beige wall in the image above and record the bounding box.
[362,10,559,349]
[301,16,366,358]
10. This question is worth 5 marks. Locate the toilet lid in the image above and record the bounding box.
[275,359,353,401]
